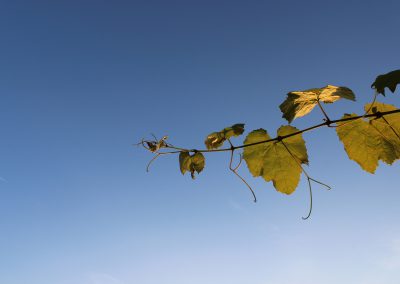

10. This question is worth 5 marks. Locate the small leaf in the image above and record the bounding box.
[179,151,191,174]
[224,123,245,139]
[144,136,168,152]
[145,141,158,152]
[190,152,205,179]
[205,123,245,149]
[204,132,225,150]
[243,125,308,194]
[280,85,355,123]
[371,70,400,95]
[178,151,205,179]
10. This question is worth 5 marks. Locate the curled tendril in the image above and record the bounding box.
[135,134,172,172]
[281,141,331,220]
[302,177,331,220]
[135,134,169,152]
[146,153,162,172]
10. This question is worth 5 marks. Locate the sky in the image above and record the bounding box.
[0,1,400,283]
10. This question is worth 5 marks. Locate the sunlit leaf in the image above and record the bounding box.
[319,85,355,103]
[371,70,400,96]
[243,125,308,194]
[205,123,245,149]
[280,85,355,123]
[204,132,225,150]
[336,104,400,173]
[336,114,382,173]
[365,102,400,164]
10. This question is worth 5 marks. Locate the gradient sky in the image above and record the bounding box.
[1,1,400,283]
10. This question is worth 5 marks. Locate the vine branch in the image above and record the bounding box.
[145,108,400,155]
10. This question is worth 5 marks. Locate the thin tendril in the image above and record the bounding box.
[302,178,313,220]
[281,141,330,219]
[133,138,149,149]
[146,153,162,172]
[228,139,257,202]
[233,153,243,171]
[308,178,331,190]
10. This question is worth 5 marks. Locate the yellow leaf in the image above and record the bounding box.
[243,126,308,194]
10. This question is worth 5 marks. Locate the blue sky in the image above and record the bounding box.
[0,1,400,283]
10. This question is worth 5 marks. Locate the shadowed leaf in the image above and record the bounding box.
[190,152,205,178]
[179,152,191,174]
[205,123,245,149]
[371,70,400,96]
[179,152,205,179]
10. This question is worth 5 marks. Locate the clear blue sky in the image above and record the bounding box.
[1,1,400,283]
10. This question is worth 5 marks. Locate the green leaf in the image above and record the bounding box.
[280,85,355,123]
[371,70,400,96]
[190,152,205,178]
[179,151,205,179]
[243,125,308,195]
[205,123,245,149]
[179,151,191,174]
[224,123,245,139]
[364,102,400,164]
[336,104,400,173]
[204,132,225,150]
[336,114,382,173]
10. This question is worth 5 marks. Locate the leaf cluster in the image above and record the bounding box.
[139,69,400,219]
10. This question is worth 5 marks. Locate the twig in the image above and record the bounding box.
[317,100,331,122]
[139,109,400,156]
